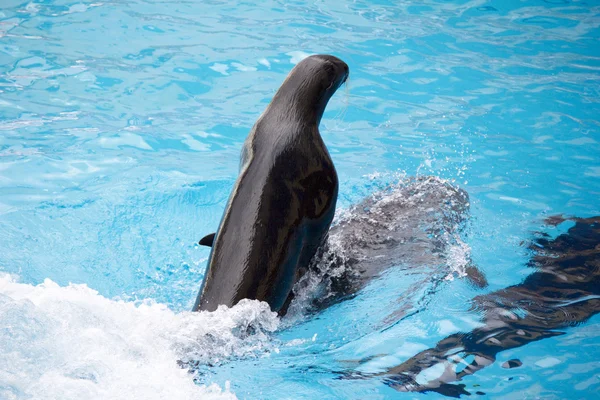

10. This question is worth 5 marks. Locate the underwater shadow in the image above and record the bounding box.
[344,215,600,397]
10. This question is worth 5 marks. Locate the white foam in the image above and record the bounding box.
[288,176,473,316]
[444,234,471,280]
[0,274,280,400]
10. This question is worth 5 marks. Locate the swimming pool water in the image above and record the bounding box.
[1,0,599,399]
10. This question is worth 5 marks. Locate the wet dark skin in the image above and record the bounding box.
[193,55,349,314]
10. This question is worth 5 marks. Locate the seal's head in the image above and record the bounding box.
[304,54,349,92]
[270,54,349,124]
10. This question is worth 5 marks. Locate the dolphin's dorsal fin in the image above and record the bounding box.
[199,233,216,247]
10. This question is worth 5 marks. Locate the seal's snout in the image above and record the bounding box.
[339,61,349,83]
[314,54,350,83]
[336,59,349,85]
[306,54,349,85]
[272,54,348,122]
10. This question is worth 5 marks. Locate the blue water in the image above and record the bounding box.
[1,0,599,399]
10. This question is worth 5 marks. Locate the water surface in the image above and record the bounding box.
[1,0,599,399]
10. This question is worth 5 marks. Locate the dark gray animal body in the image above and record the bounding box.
[193,55,349,314]
[344,215,600,397]
[289,176,487,314]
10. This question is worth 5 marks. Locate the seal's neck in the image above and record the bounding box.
[267,69,337,127]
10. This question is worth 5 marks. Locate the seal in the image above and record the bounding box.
[193,54,349,314]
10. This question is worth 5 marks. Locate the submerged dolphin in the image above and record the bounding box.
[288,176,487,314]
[194,55,349,314]
[343,215,600,397]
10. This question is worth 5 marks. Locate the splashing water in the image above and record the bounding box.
[287,176,478,319]
[1,0,599,398]
[0,274,279,400]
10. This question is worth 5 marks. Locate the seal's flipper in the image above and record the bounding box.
[464,264,488,288]
[199,233,216,247]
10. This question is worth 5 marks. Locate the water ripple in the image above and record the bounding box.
[1,0,599,399]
